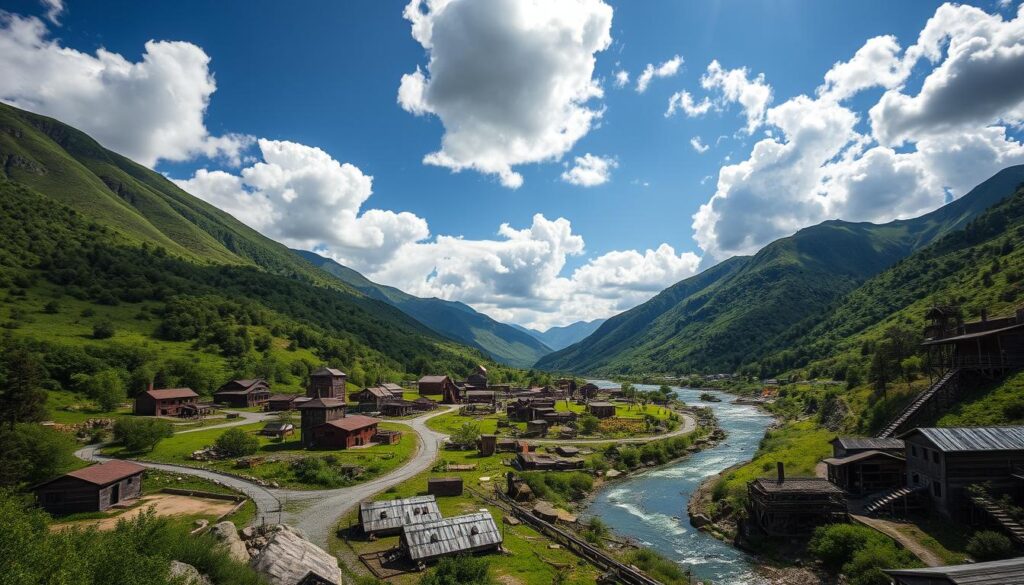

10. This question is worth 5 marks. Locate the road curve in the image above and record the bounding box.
[75,406,457,548]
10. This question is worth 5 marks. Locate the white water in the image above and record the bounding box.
[583,381,775,584]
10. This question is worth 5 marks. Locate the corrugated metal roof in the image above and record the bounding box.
[402,512,502,561]
[360,496,441,533]
[884,556,1024,584]
[752,477,844,494]
[310,368,345,377]
[833,437,904,451]
[418,375,450,384]
[903,427,1024,452]
[921,322,1024,345]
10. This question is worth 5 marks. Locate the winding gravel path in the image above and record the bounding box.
[76,406,457,548]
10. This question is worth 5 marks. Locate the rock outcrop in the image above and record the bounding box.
[168,561,212,585]
[211,521,250,563]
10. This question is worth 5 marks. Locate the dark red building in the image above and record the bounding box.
[307,415,380,449]
[214,379,271,408]
[418,375,460,403]
[134,387,199,417]
[34,460,145,515]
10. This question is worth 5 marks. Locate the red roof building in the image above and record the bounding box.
[34,460,145,515]
[134,387,199,417]
[307,415,380,449]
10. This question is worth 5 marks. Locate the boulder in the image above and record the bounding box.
[169,561,212,585]
[211,521,249,563]
[690,513,712,528]
[249,525,343,585]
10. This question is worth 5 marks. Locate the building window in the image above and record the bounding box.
[912,473,920,485]
[932,451,939,464]
[932,482,942,497]
[911,446,917,457]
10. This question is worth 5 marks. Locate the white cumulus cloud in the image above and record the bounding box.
[0,13,251,167]
[689,136,709,153]
[397,0,613,189]
[561,153,616,186]
[635,54,683,93]
[613,69,630,88]
[700,60,773,134]
[665,90,713,117]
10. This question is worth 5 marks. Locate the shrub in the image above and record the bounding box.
[421,555,490,585]
[0,424,79,486]
[625,549,690,584]
[92,320,115,339]
[809,524,885,571]
[291,457,344,487]
[578,414,599,435]
[844,541,919,585]
[967,530,1015,561]
[113,417,173,453]
[215,428,259,458]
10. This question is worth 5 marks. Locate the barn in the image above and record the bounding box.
[400,512,502,564]
[34,460,145,516]
[214,379,271,408]
[134,387,199,417]
[308,415,380,449]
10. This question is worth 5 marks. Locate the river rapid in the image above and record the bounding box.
[583,381,774,584]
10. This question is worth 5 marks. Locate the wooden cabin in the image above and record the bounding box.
[923,306,1024,375]
[516,451,584,471]
[400,512,502,564]
[380,400,414,417]
[350,386,396,410]
[823,450,905,496]
[267,394,306,411]
[578,383,600,400]
[134,387,199,417]
[885,557,1024,585]
[427,477,463,497]
[298,398,346,448]
[746,464,847,536]
[526,419,549,436]
[34,460,145,516]
[307,415,380,449]
[410,397,438,412]
[417,375,460,403]
[830,437,904,458]
[466,365,488,389]
[901,427,1024,517]
[464,390,497,405]
[308,367,347,399]
[214,379,271,408]
[587,401,616,419]
[359,495,442,537]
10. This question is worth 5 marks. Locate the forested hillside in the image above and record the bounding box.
[294,249,553,368]
[539,166,1024,376]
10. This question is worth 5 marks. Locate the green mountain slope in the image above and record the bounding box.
[0,102,504,396]
[538,166,1024,375]
[293,249,553,368]
[512,319,607,351]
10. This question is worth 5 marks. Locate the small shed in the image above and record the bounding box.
[260,422,295,438]
[267,394,304,411]
[823,450,905,495]
[830,436,904,458]
[587,402,615,419]
[526,419,549,436]
[554,446,580,458]
[359,495,442,536]
[884,556,1024,585]
[380,400,414,417]
[374,429,402,445]
[478,434,497,456]
[400,512,502,564]
[410,397,438,412]
[427,477,464,497]
[34,460,145,515]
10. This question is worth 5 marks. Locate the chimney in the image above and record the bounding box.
[147,381,154,393]
[777,462,785,483]
[981,308,988,322]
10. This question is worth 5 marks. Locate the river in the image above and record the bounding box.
[583,381,775,584]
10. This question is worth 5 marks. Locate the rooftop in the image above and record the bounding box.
[297,397,345,410]
[418,375,450,384]
[360,495,441,533]
[321,415,379,431]
[833,437,904,451]
[901,427,1024,452]
[402,512,502,561]
[884,556,1024,584]
[823,449,905,467]
[310,367,345,377]
[751,477,845,494]
[66,460,145,485]
[143,388,198,400]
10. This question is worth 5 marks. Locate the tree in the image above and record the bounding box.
[92,320,115,339]
[0,424,78,486]
[967,530,1015,561]
[868,342,896,396]
[113,418,173,453]
[84,369,126,412]
[215,428,259,457]
[451,422,480,449]
[421,555,491,585]
[578,414,599,435]
[0,348,48,430]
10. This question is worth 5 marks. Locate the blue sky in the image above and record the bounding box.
[2,0,1023,328]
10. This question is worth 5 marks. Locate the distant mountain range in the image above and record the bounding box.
[538,165,1024,375]
[511,319,607,351]
[293,250,554,368]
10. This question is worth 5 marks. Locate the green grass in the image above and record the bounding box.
[104,421,418,489]
[891,515,971,565]
[937,370,1024,427]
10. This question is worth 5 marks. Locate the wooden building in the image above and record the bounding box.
[923,307,1024,375]
[260,422,295,438]
[214,379,271,408]
[526,419,549,436]
[823,450,905,496]
[466,365,488,389]
[746,464,846,536]
[555,378,578,398]
[418,375,460,403]
[360,495,442,536]
[308,368,347,399]
[901,427,1024,516]
[400,512,502,564]
[478,434,497,456]
[267,394,306,411]
[178,402,216,419]
[885,556,1024,585]
[427,477,463,497]
[380,400,414,417]
[374,429,402,445]
[830,437,904,458]
[587,402,616,419]
[464,390,497,405]
[298,398,346,448]
[134,387,199,417]
[350,386,396,410]
[516,451,584,471]
[307,415,380,449]
[34,460,145,516]
[411,397,438,412]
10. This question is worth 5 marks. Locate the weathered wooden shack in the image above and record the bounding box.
[298,397,346,448]
[427,477,463,497]
[516,452,585,471]
[134,387,199,417]
[418,375,460,403]
[885,556,1024,585]
[466,365,488,389]
[823,450,905,496]
[267,394,306,411]
[359,495,442,536]
[213,379,271,408]
[308,415,380,449]
[901,426,1024,516]
[380,400,414,417]
[747,465,846,536]
[830,437,904,458]
[400,512,502,564]
[350,386,396,410]
[307,367,347,399]
[34,460,145,515]
[587,401,616,419]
